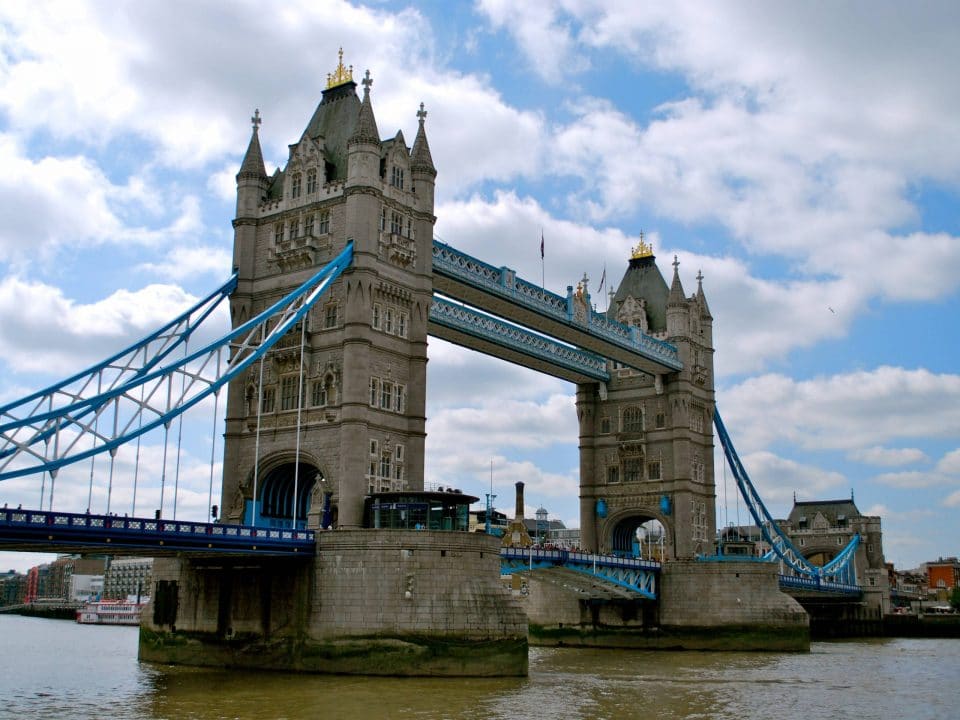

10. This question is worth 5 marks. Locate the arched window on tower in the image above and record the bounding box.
[622,406,643,433]
[306,169,317,194]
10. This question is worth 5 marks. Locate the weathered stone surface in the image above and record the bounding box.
[515,560,809,651]
[139,531,528,676]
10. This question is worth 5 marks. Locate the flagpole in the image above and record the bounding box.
[599,262,607,313]
[540,228,545,290]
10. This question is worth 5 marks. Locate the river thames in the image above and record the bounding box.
[1,614,958,719]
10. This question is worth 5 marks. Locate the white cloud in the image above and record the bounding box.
[480,2,960,316]
[720,367,960,453]
[717,450,846,510]
[849,446,929,468]
[935,448,960,476]
[0,277,225,375]
[0,135,207,265]
[873,471,950,490]
[477,0,588,84]
[136,245,232,282]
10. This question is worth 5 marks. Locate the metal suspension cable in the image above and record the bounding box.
[207,347,222,522]
[131,363,146,516]
[714,408,859,581]
[87,373,103,512]
[251,326,267,527]
[172,336,190,520]
[0,275,237,461]
[292,317,308,528]
[0,242,352,484]
[160,418,170,518]
[40,406,50,508]
[106,396,119,514]
[48,421,60,510]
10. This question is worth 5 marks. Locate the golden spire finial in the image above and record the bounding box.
[631,230,653,259]
[326,47,354,89]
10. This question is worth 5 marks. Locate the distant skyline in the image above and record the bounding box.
[1,1,959,573]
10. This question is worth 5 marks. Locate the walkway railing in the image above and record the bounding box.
[433,239,682,371]
[500,547,659,598]
[0,507,315,556]
[429,298,609,381]
[778,574,862,596]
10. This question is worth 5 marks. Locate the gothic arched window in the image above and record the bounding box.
[622,406,643,433]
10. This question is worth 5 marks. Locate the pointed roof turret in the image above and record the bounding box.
[668,254,686,307]
[695,269,712,319]
[411,102,436,176]
[237,109,267,180]
[349,69,380,145]
[607,233,670,332]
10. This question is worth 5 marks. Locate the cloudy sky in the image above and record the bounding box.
[1,1,958,573]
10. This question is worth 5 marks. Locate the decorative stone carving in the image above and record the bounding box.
[379,230,416,267]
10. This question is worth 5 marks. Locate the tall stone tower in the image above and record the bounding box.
[222,53,436,529]
[576,239,716,558]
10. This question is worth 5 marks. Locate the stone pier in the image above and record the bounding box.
[139,530,528,676]
[514,559,809,651]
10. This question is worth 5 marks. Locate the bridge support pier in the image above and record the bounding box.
[658,560,809,651]
[513,559,809,651]
[139,530,528,676]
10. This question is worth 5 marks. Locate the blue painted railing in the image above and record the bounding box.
[0,508,315,556]
[500,547,659,598]
[429,298,609,380]
[432,239,682,371]
[778,574,862,596]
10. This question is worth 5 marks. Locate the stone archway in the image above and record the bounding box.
[605,511,670,561]
[256,461,323,529]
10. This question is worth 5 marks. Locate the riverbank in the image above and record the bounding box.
[810,612,960,639]
[0,603,76,620]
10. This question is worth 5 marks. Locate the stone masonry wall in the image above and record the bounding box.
[658,559,809,650]
[311,529,527,639]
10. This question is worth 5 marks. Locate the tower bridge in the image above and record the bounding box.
[0,52,870,672]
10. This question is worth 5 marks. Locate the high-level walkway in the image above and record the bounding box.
[431,240,682,378]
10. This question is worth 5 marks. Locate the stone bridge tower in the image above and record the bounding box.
[222,53,436,529]
[576,239,715,558]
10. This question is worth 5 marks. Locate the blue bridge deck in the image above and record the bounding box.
[0,508,315,557]
[500,547,660,598]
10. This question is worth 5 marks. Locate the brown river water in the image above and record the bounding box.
[1,614,958,719]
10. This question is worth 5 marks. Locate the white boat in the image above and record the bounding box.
[76,600,145,626]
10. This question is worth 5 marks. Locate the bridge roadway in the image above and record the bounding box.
[431,240,683,379]
[500,547,660,598]
[0,507,314,557]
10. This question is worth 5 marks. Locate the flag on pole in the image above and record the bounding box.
[598,266,606,294]
[540,230,544,259]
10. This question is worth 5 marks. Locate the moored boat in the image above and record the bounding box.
[76,600,145,626]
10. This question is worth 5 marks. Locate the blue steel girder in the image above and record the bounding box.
[428,298,609,383]
[778,574,862,597]
[0,243,353,481]
[714,408,861,585]
[500,548,659,598]
[0,274,238,463]
[432,239,682,376]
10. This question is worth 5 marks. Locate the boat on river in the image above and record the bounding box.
[76,600,144,626]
